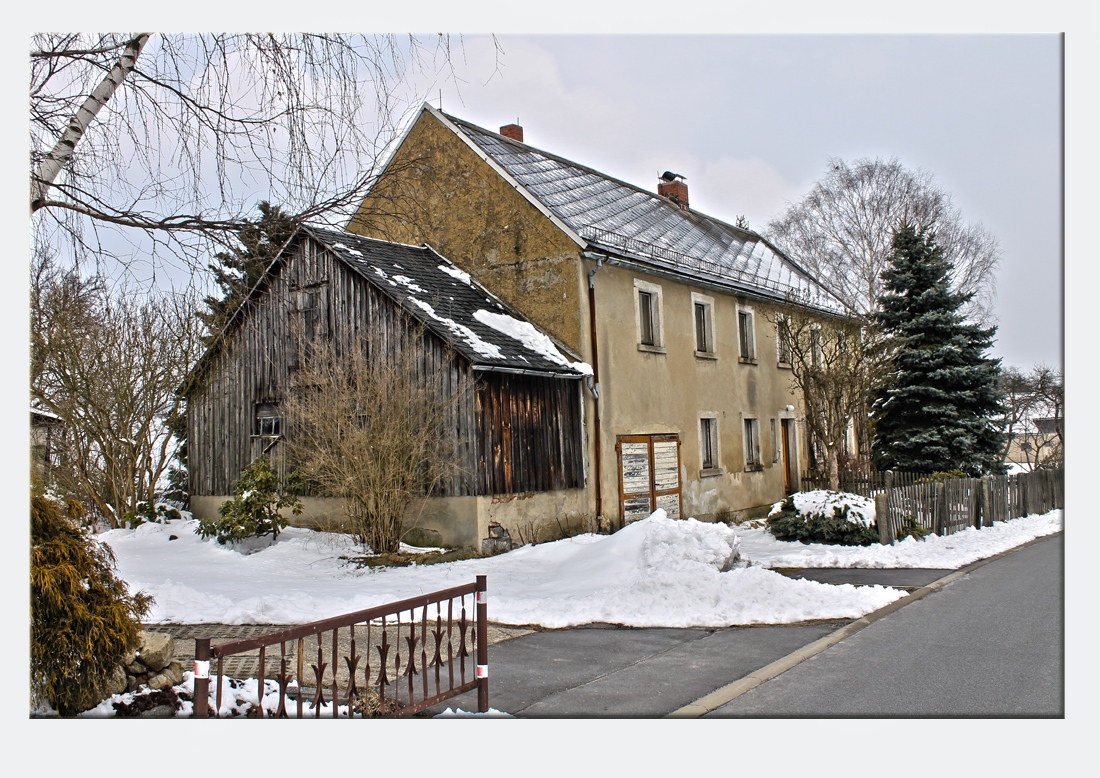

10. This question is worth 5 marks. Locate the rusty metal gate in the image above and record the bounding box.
[616,434,682,525]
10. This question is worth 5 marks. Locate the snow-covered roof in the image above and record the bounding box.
[431,107,845,313]
[303,227,590,378]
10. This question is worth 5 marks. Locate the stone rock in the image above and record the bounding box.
[106,664,128,696]
[147,661,183,691]
[138,704,177,718]
[126,659,146,675]
[135,631,174,672]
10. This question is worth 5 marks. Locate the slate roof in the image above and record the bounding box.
[435,108,844,313]
[303,227,589,378]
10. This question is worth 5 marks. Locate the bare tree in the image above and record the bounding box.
[766,305,889,490]
[30,33,482,275]
[283,333,474,553]
[1001,364,1063,471]
[31,252,204,526]
[765,157,1001,324]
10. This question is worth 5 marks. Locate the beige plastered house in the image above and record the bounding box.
[345,105,847,540]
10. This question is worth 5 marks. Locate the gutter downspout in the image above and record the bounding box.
[584,252,605,531]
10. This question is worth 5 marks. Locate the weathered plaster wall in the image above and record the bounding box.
[588,258,809,525]
[348,112,585,352]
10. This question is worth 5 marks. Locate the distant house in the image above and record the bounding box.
[181,226,589,548]
[348,105,845,538]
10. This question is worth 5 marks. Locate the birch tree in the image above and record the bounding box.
[30,33,478,275]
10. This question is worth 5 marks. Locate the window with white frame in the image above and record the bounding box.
[634,279,665,351]
[738,306,756,362]
[744,417,761,469]
[692,292,716,357]
[700,416,720,472]
[254,402,282,438]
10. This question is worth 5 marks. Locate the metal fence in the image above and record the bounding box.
[874,469,1063,544]
[191,576,488,718]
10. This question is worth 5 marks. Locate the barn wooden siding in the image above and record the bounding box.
[187,234,585,502]
[187,235,478,498]
[476,373,584,495]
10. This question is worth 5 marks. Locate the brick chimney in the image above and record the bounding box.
[500,123,523,143]
[658,171,689,210]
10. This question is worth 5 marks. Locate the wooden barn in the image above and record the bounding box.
[181,226,591,549]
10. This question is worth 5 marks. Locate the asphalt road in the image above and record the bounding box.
[707,533,1064,717]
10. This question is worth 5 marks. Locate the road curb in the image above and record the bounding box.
[666,530,1062,718]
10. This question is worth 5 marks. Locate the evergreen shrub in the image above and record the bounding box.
[767,496,880,546]
[31,495,152,715]
[196,455,303,544]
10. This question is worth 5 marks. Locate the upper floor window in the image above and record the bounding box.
[776,316,792,366]
[254,402,282,437]
[692,292,716,358]
[634,279,665,352]
[738,308,756,362]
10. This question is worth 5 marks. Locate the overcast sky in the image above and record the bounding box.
[408,33,1062,371]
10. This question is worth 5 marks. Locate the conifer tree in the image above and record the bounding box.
[872,225,1005,475]
[199,202,296,341]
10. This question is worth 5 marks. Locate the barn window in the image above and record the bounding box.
[254,402,282,437]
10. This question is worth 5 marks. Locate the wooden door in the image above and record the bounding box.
[617,434,682,525]
[781,419,795,494]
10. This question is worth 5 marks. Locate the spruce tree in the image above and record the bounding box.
[872,225,1005,475]
[199,201,296,341]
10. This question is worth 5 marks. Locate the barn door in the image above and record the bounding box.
[617,434,682,525]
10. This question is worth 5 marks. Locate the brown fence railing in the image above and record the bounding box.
[191,576,488,718]
[874,469,1063,544]
[800,469,926,497]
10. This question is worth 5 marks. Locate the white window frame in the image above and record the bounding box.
[634,279,666,353]
[691,292,717,358]
[699,413,722,475]
[737,303,756,363]
[743,415,762,471]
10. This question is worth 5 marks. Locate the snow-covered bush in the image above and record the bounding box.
[196,455,303,544]
[766,490,879,546]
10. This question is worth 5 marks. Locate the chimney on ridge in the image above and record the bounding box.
[658,171,689,210]
[500,123,524,143]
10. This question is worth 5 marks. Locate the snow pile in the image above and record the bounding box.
[771,489,876,527]
[438,264,472,285]
[103,510,905,629]
[739,509,1062,569]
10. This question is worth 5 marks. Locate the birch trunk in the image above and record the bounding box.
[31,34,150,212]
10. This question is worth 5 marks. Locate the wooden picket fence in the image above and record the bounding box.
[874,468,1063,544]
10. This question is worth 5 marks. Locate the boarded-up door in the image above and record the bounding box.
[617,434,682,524]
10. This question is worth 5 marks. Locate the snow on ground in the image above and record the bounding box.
[100,504,1062,630]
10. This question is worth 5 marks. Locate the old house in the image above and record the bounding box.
[347,105,846,536]
[182,226,590,548]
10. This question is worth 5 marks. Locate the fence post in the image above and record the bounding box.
[979,476,991,528]
[933,482,945,536]
[885,470,895,493]
[875,492,893,545]
[193,637,211,718]
[475,575,489,714]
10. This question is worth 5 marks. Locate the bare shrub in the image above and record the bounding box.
[284,335,474,554]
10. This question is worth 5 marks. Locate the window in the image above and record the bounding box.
[692,292,716,357]
[639,291,655,345]
[254,402,282,437]
[738,308,755,361]
[695,303,708,351]
[634,279,665,352]
[700,417,719,471]
[744,418,761,469]
[776,317,792,365]
[771,418,779,463]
